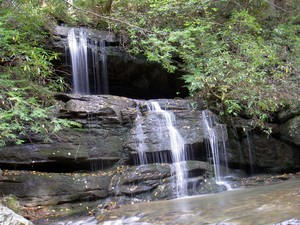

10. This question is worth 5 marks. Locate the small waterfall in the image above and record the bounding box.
[100,40,109,94]
[202,110,231,189]
[134,107,148,165]
[67,28,109,95]
[68,28,89,94]
[246,129,255,175]
[148,101,188,197]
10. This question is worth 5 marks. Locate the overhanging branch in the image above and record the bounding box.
[62,0,155,35]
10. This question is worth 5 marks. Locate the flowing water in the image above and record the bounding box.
[67,28,109,94]
[134,107,148,165]
[202,110,231,189]
[68,28,89,94]
[246,129,255,175]
[147,101,188,197]
[98,178,300,225]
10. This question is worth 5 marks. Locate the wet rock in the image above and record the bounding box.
[0,170,114,207]
[228,131,297,173]
[109,164,171,196]
[125,110,210,162]
[0,129,122,172]
[55,93,137,125]
[109,161,214,201]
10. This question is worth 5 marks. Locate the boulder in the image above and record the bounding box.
[109,161,214,201]
[280,115,300,147]
[0,204,34,225]
[228,128,298,173]
[0,170,114,207]
[276,100,300,123]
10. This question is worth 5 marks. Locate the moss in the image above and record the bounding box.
[0,195,21,214]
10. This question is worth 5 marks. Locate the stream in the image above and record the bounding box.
[98,178,300,225]
[44,178,300,225]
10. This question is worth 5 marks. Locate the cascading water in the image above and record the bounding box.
[100,40,109,94]
[68,28,89,94]
[202,110,231,190]
[148,101,188,197]
[246,129,255,175]
[67,28,109,95]
[134,107,148,165]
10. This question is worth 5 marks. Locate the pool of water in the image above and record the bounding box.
[98,179,300,225]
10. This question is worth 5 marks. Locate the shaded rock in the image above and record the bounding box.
[0,204,34,225]
[228,131,298,173]
[0,170,114,207]
[109,164,171,197]
[109,161,214,200]
[55,93,137,125]
[0,129,122,172]
[280,115,300,147]
[52,26,118,47]
[276,100,300,123]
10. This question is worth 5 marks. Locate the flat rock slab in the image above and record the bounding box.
[0,170,115,207]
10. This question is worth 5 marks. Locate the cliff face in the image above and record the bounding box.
[1,93,299,205]
[51,25,188,99]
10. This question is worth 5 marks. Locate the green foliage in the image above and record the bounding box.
[0,1,80,146]
[108,0,299,131]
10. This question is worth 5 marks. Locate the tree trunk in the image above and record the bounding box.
[268,0,276,16]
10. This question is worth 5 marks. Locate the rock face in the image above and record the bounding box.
[51,26,188,99]
[227,101,300,174]
[0,170,113,207]
[280,115,300,147]
[0,94,299,223]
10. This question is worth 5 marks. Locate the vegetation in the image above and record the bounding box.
[0,1,78,146]
[104,0,299,131]
[0,0,299,146]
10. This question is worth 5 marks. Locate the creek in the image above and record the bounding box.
[40,178,300,225]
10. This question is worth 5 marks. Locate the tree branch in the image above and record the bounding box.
[62,0,155,35]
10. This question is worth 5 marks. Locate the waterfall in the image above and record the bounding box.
[134,107,148,165]
[67,28,109,95]
[202,110,231,189]
[246,129,255,175]
[100,40,109,94]
[148,101,188,197]
[68,28,89,94]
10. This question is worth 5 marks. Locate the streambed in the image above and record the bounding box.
[96,178,300,225]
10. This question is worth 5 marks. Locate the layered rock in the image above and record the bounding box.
[1,94,300,224]
[51,26,188,99]
[0,170,114,207]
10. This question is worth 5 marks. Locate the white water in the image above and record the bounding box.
[134,107,148,165]
[148,101,188,197]
[100,40,109,94]
[246,129,255,175]
[68,28,89,94]
[202,110,231,189]
[67,29,109,94]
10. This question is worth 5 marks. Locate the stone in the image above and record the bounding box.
[51,26,188,99]
[228,131,298,173]
[0,170,114,207]
[109,161,213,200]
[280,115,300,147]
[0,204,34,225]
[276,100,300,123]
